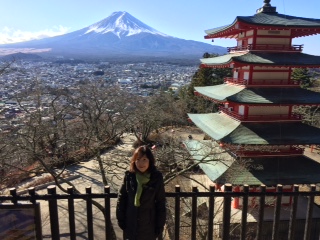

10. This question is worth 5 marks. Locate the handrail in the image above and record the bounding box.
[224,77,247,85]
[1,185,320,240]
[219,107,302,121]
[221,143,304,157]
[227,44,303,52]
[224,77,301,86]
[231,149,304,157]
[249,79,300,86]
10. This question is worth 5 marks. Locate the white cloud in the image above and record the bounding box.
[0,26,70,44]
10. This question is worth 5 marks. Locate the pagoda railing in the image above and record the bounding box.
[221,143,304,157]
[234,150,304,157]
[227,44,303,53]
[224,77,300,86]
[249,79,300,86]
[219,107,302,122]
[224,77,248,85]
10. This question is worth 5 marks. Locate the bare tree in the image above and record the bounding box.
[67,82,131,186]
[123,92,189,145]
[0,59,14,76]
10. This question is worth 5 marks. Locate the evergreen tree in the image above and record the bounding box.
[179,53,232,113]
[188,53,232,94]
[291,68,312,88]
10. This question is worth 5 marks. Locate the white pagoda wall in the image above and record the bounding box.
[257,29,291,36]
[248,106,289,115]
[256,37,291,45]
[252,71,288,80]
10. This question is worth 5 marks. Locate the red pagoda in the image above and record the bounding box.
[185,0,320,237]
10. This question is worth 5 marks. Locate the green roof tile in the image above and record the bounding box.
[205,13,320,36]
[189,113,320,145]
[184,140,320,185]
[196,85,320,104]
[195,85,244,102]
[188,113,240,140]
[220,155,320,185]
[201,52,320,67]
[238,13,320,28]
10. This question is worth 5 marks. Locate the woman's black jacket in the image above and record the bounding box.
[116,169,166,240]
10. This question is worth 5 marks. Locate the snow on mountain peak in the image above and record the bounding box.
[84,11,168,38]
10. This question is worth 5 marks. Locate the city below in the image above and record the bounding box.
[0,59,197,133]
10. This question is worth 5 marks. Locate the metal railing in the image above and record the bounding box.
[1,184,320,240]
[227,44,303,52]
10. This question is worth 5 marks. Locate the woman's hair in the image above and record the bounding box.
[129,145,156,172]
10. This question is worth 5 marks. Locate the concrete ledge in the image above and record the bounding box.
[16,174,81,195]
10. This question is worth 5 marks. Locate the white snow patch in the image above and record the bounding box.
[84,11,168,38]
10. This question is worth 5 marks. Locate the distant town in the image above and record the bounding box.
[0,59,197,133]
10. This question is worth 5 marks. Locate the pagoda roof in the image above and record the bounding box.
[205,13,320,39]
[184,140,235,182]
[195,85,320,104]
[188,112,320,145]
[184,140,320,185]
[200,52,320,68]
[184,140,320,186]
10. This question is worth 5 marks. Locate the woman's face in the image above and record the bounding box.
[135,155,150,173]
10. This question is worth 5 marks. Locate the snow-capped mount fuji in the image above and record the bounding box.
[0,11,227,59]
[85,11,168,38]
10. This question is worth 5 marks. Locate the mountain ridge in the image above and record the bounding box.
[0,11,227,60]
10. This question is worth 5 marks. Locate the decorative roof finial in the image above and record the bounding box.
[263,0,271,7]
[256,0,277,14]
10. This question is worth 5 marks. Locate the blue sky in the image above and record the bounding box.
[1,0,320,55]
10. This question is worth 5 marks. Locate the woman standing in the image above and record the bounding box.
[116,145,166,240]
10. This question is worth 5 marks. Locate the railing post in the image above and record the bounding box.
[272,184,283,240]
[67,186,76,240]
[288,185,299,240]
[240,185,249,240]
[28,187,43,239]
[28,187,36,204]
[174,185,180,240]
[304,184,316,240]
[222,183,232,240]
[191,186,198,240]
[9,188,17,204]
[104,186,111,240]
[208,185,215,240]
[86,186,94,240]
[47,185,60,240]
[256,184,266,240]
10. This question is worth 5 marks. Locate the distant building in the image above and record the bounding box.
[118,79,132,84]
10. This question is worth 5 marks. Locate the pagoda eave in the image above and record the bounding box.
[201,52,320,68]
[238,63,320,68]
[194,91,226,104]
[291,28,320,38]
[188,113,320,145]
[202,62,320,69]
[200,63,234,69]
[204,19,320,39]
[195,85,320,105]
[238,23,320,38]
[184,140,320,186]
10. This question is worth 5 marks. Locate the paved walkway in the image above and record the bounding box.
[304,146,320,163]
[34,133,136,239]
